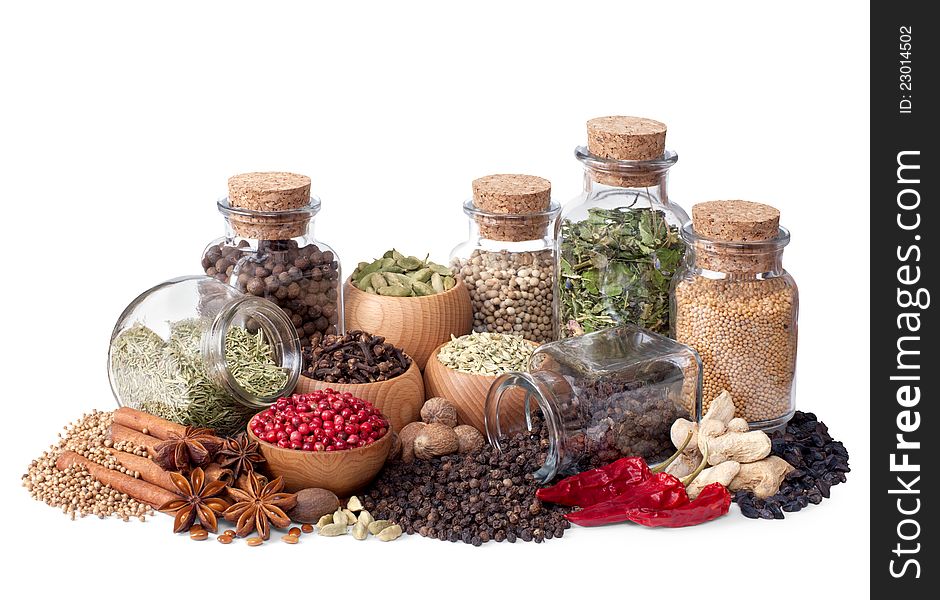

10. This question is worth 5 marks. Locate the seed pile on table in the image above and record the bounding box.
[303,330,412,383]
[733,411,849,519]
[203,239,341,349]
[351,249,456,297]
[436,331,533,375]
[362,418,571,546]
[452,248,555,343]
[22,410,153,521]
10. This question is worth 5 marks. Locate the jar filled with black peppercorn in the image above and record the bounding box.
[485,325,702,483]
[201,172,343,349]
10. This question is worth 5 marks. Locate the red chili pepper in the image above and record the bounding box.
[621,483,732,528]
[564,473,690,526]
[537,431,694,507]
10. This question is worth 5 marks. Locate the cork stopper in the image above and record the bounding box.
[691,201,783,273]
[471,174,552,242]
[585,116,667,187]
[225,172,313,240]
[692,200,780,242]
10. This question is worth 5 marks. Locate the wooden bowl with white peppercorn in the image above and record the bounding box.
[423,339,538,433]
[343,276,473,370]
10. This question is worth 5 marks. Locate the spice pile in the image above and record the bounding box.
[452,249,555,343]
[303,330,411,383]
[734,411,850,519]
[351,250,456,297]
[436,331,533,375]
[110,321,288,435]
[363,418,571,545]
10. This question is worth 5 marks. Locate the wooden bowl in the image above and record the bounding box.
[343,276,473,370]
[295,357,424,433]
[247,422,392,496]
[423,341,535,434]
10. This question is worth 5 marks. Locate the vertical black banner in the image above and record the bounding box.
[872,1,936,593]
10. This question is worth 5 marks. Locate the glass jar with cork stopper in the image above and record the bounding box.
[201,172,343,350]
[558,116,688,338]
[671,200,799,431]
[449,174,561,344]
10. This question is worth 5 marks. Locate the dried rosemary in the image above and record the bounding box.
[436,332,533,376]
[559,207,685,336]
[109,320,288,435]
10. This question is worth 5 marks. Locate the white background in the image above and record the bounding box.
[0,1,870,597]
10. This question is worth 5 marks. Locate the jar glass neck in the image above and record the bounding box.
[682,224,790,276]
[462,199,561,246]
[485,370,577,483]
[202,297,302,408]
[218,197,319,242]
[577,147,677,207]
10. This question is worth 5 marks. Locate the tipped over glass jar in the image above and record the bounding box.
[484,325,702,483]
[201,172,343,350]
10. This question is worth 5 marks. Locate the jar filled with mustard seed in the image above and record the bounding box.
[558,116,688,338]
[450,174,561,343]
[671,200,798,430]
[201,172,343,350]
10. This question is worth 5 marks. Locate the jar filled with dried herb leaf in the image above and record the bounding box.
[108,276,302,435]
[485,325,701,483]
[558,116,688,337]
[671,200,799,431]
[450,174,561,343]
[201,172,343,350]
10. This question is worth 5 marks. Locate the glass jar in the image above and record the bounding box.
[108,276,302,436]
[485,325,701,483]
[671,201,798,431]
[450,174,561,343]
[201,173,342,350]
[558,116,688,338]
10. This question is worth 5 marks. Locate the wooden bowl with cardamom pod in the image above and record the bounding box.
[423,340,537,434]
[295,357,424,433]
[343,276,473,370]
[247,421,392,497]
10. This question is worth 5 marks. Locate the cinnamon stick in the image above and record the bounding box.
[110,450,229,492]
[110,423,161,455]
[56,451,177,509]
[113,407,187,440]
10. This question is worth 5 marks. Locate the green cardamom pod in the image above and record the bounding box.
[357,272,375,290]
[357,510,374,526]
[365,286,375,294]
[352,521,368,540]
[370,272,389,290]
[376,524,403,541]
[368,520,394,535]
[332,509,348,527]
[318,523,348,537]
[443,276,456,290]
[411,267,433,283]
[431,272,445,293]
[412,281,435,296]
[391,249,404,261]
[360,259,387,276]
[430,263,453,276]
[377,285,412,297]
[316,514,333,528]
[381,257,398,268]
[397,256,424,271]
[383,265,405,274]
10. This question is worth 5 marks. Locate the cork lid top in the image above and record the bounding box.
[472,174,551,215]
[228,171,312,212]
[692,200,781,242]
[587,116,667,161]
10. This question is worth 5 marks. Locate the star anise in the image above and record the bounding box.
[159,467,230,533]
[153,426,224,471]
[215,433,266,481]
[222,472,297,540]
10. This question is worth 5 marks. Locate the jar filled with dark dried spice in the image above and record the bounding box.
[201,172,343,349]
[558,117,687,337]
[485,325,701,483]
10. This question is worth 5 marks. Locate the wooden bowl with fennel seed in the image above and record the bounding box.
[423,337,539,434]
[343,276,473,370]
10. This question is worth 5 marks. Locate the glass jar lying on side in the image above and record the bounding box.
[108,276,302,436]
[485,325,701,483]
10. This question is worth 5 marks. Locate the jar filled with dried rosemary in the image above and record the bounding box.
[558,116,688,337]
[108,276,302,435]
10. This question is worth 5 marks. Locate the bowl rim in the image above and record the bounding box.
[246,413,393,457]
[344,274,468,302]
[298,351,421,390]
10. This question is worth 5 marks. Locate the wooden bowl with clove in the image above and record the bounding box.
[247,421,392,497]
[423,340,536,434]
[296,358,425,433]
[343,276,473,370]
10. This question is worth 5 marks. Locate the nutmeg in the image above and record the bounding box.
[388,431,403,461]
[454,425,485,454]
[399,421,427,464]
[420,397,458,428]
[413,423,459,460]
[287,488,340,523]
